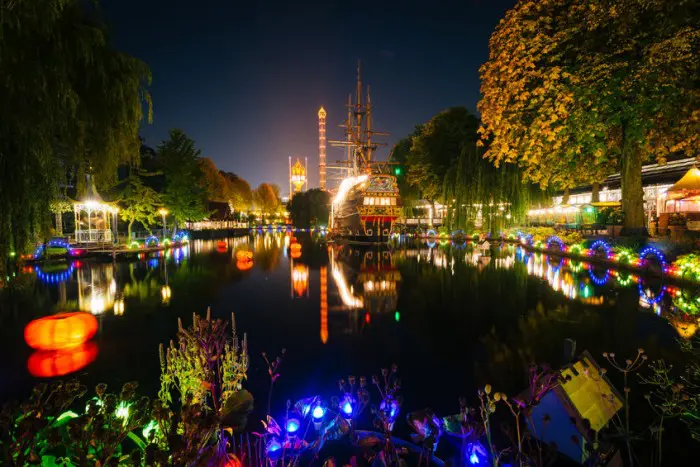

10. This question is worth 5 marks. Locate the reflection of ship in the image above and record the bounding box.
[328,64,401,243]
[326,245,401,339]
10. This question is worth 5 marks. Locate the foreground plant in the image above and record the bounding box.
[0,380,150,466]
[157,308,253,465]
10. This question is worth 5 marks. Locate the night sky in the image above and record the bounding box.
[103,0,515,192]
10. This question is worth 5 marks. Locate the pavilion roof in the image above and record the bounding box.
[667,166,700,199]
[78,174,104,203]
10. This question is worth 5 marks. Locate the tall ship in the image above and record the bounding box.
[328,64,401,244]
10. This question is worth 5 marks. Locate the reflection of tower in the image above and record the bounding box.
[320,265,328,343]
[318,107,327,190]
[289,156,308,196]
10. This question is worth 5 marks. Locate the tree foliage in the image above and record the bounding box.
[390,126,423,204]
[404,108,540,229]
[252,183,281,222]
[287,189,330,228]
[479,0,699,229]
[222,172,253,212]
[0,0,151,269]
[158,129,208,229]
[117,169,162,238]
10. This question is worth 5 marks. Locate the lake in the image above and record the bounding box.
[0,232,692,429]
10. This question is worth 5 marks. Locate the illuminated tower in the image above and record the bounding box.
[318,107,327,190]
[289,156,308,195]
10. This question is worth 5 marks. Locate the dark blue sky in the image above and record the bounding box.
[103,0,515,192]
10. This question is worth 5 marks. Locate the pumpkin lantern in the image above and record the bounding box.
[27,341,98,378]
[24,312,98,351]
[290,243,302,259]
[237,259,253,271]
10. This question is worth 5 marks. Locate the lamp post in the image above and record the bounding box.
[159,208,168,238]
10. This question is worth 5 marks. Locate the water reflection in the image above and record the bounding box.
[327,245,402,339]
[11,234,700,389]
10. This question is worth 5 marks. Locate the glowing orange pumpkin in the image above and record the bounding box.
[237,259,253,271]
[236,250,253,261]
[27,341,98,378]
[24,312,98,351]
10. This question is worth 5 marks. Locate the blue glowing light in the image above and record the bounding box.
[589,240,612,258]
[639,246,666,270]
[312,405,326,419]
[266,438,282,453]
[342,401,353,415]
[545,236,566,251]
[470,453,480,465]
[285,418,300,433]
[588,268,611,286]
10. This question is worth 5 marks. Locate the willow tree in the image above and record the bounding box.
[443,143,542,232]
[406,107,539,230]
[479,0,699,233]
[0,0,151,270]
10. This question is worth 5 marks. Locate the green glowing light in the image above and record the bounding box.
[583,285,591,298]
[394,167,402,176]
[116,401,131,421]
[142,419,159,439]
[9,251,16,258]
[395,311,400,322]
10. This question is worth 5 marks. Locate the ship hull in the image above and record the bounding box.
[330,174,400,244]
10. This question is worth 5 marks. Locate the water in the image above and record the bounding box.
[0,233,693,423]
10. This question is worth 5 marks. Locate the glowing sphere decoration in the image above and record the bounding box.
[237,259,253,271]
[27,341,98,378]
[290,243,302,259]
[216,241,228,253]
[24,312,98,351]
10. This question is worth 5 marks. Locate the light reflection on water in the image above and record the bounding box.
[2,234,697,410]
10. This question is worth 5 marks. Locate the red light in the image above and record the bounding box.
[364,313,371,324]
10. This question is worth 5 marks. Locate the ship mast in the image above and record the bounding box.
[328,61,387,178]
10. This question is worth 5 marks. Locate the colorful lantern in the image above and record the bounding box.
[24,312,98,351]
[27,341,98,378]
[237,260,253,271]
[235,250,253,261]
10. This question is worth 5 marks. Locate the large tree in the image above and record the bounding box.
[0,0,151,270]
[479,0,699,232]
[252,183,280,223]
[408,108,479,203]
[117,169,162,239]
[389,125,423,205]
[199,157,229,202]
[404,107,539,229]
[222,172,253,213]
[158,129,208,230]
[287,189,330,228]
